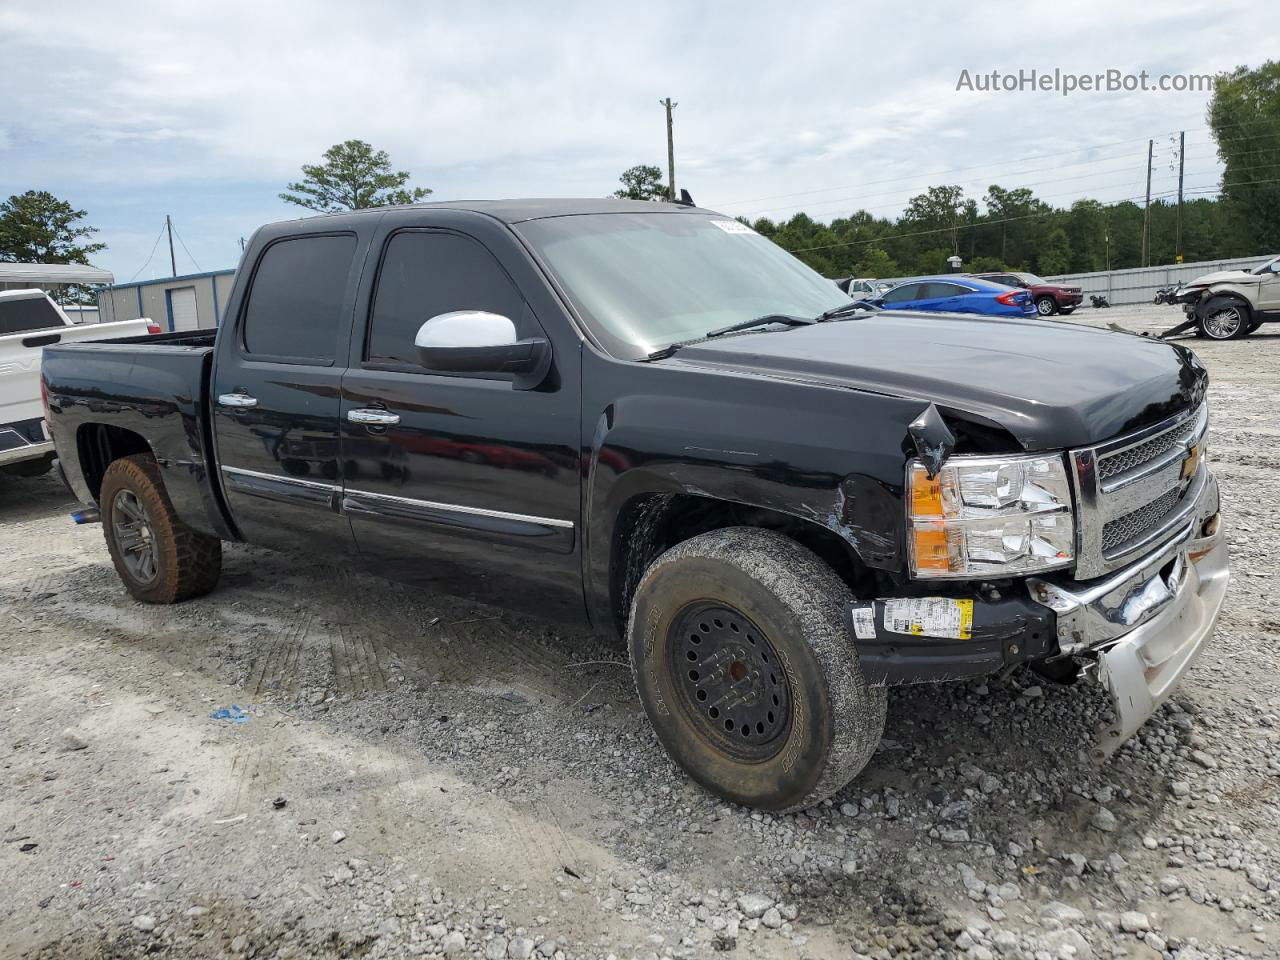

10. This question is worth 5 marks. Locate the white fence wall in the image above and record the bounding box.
[1044,255,1272,305]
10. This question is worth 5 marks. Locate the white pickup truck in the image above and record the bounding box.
[0,289,157,478]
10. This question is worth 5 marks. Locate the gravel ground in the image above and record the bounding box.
[1,303,1277,960]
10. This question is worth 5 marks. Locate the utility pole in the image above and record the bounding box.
[1141,140,1153,267]
[165,214,177,277]
[1175,130,1185,263]
[660,97,677,200]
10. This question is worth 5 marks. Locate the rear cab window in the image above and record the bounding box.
[0,294,65,335]
[241,234,358,363]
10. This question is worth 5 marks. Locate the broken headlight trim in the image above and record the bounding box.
[907,453,1074,579]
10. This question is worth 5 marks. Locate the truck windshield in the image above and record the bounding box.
[0,294,64,336]
[517,213,851,359]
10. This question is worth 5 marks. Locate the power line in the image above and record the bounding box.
[715,130,1178,208]
[741,156,1166,219]
[718,122,1280,216]
[127,221,168,282]
[170,220,202,272]
[785,172,1280,256]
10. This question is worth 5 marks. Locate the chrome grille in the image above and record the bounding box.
[1101,486,1182,553]
[1097,414,1201,482]
[1070,403,1208,579]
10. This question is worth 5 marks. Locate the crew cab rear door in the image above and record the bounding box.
[338,209,583,620]
[210,225,369,553]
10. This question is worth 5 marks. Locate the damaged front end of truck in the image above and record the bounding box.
[848,394,1228,763]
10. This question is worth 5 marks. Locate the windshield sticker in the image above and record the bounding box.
[709,219,756,235]
[882,598,973,640]
[851,605,876,640]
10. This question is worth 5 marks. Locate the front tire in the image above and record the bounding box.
[628,528,886,811]
[1035,295,1058,317]
[1197,299,1250,340]
[100,454,222,604]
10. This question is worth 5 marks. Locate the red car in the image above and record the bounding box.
[969,272,1083,317]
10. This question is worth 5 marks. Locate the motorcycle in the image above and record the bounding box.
[1090,295,1111,309]
[1153,286,1178,305]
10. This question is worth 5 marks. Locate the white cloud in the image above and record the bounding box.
[0,0,1272,277]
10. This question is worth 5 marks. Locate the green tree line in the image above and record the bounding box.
[746,59,1280,279]
[746,190,1248,280]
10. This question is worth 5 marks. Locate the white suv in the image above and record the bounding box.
[1175,254,1280,340]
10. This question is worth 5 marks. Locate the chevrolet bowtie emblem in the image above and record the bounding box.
[1181,443,1201,480]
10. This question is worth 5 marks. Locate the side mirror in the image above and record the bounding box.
[415,311,550,389]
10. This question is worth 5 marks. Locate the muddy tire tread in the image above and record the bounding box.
[629,527,886,812]
[101,454,221,603]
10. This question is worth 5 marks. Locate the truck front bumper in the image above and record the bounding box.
[1027,477,1228,759]
[848,472,1227,759]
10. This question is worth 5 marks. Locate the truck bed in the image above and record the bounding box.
[42,331,235,540]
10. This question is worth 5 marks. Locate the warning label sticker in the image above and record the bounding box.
[851,605,876,640]
[882,598,973,640]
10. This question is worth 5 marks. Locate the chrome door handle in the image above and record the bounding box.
[217,393,258,409]
[347,408,400,426]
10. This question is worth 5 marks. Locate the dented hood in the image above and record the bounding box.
[1183,269,1260,287]
[663,311,1207,451]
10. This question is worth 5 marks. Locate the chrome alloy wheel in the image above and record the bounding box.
[111,489,158,583]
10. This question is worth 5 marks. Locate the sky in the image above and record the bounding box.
[1,0,1274,282]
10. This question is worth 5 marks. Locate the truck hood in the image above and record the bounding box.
[662,311,1207,451]
[1183,269,1259,287]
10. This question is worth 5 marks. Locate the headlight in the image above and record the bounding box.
[907,454,1074,579]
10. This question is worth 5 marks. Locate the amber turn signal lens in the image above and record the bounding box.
[911,525,951,573]
[909,465,943,519]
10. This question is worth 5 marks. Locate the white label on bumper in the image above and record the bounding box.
[851,605,876,640]
[882,598,973,640]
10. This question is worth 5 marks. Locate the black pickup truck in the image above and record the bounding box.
[43,199,1228,811]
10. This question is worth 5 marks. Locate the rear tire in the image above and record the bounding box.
[100,454,222,603]
[628,527,886,812]
[1035,295,1058,317]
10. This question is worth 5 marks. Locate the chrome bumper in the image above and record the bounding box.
[1028,470,1228,760]
[0,437,54,467]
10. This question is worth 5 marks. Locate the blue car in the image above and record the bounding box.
[868,275,1036,318]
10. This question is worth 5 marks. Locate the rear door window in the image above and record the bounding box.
[366,231,528,368]
[881,283,921,304]
[241,234,357,362]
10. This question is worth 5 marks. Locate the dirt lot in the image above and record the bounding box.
[1,304,1277,960]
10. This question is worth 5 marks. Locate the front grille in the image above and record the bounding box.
[1071,403,1208,578]
[1101,485,1182,554]
[1097,413,1201,482]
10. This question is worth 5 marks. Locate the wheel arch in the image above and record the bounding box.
[75,422,154,502]
[604,491,877,638]
[1198,291,1253,320]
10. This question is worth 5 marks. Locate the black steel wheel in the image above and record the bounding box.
[629,527,887,811]
[668,602,791,762]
